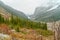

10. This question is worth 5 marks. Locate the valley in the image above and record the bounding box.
[0,0,60,40]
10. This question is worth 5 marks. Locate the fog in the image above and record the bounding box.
[1,0,60,15]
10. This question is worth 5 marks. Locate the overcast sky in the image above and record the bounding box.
[1,0,60,15]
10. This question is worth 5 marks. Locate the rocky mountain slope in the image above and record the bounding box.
[0,1,28,20]
[30,5,60,22]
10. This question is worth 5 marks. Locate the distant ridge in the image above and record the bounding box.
[0,1,28,20]
[30,5,60,22]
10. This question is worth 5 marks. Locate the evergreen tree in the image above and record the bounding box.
[0,14,4,23]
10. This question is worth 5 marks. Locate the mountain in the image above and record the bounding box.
[30,5,60,22]
[0,1,28,20]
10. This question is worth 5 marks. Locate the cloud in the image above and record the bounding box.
[1,0,40,15]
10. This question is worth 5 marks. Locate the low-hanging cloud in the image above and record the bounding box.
[1,0,60,15]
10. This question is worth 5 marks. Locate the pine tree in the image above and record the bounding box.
[0,14,4,23]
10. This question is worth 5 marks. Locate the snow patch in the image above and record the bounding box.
[47,5,59,11]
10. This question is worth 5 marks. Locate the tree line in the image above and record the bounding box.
[0,14,47,32]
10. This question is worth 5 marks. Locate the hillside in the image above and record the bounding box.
[30,5,60,22]
[0,1,28,20]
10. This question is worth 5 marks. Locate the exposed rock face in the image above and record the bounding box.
[47,21,60,31]
[47,21,60,40]
[0,7,11,20]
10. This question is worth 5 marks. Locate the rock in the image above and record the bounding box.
[0,33,12,40]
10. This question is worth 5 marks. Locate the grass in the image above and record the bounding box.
[36,29,54,37]
[8,24,53,37]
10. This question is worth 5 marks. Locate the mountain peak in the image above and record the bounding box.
[30,5,60,22]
